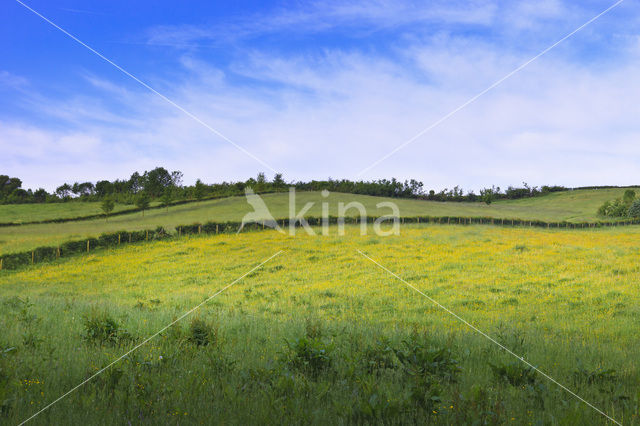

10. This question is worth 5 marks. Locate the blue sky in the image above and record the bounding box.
[1,0,639,191]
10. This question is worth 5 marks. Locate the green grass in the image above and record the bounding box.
[0,188,635,255]
[1,225,638,424]
[0,201,150,224]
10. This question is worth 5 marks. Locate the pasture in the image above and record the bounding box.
[1,224,638,424]
[0,187,635,255]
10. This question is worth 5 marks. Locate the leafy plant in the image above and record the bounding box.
[628,200,640,218]
[285,335,333,377]
[83,312,130,345]
[135,192,150,216]
[362,338,398,372]
[395,338,460,383]
[489,361,537,386]
[101,197,115,221]
[188,318,216,347]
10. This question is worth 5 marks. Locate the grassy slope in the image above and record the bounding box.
[0,188,635,254]
[1,225,637,424]
[0,201,153,223]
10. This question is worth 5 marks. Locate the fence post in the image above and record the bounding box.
[118,234,121,244]
[198,225,201,234]
[57,247,60,258]
[146,230,149,240]
[129,234,132,243]
[216,224,219,233]
[87,240,90,252]
[0,258,2,270]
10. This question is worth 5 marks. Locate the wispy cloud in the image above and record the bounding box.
[3,0,640,190]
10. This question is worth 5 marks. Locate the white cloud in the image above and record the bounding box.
[3,0,640,191]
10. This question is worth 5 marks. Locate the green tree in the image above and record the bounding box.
[623,189,636,205]
[135,192,150,217]
[272,173,285,190]
[194,179,206,202]
[160,189,173,212]
[628,200,640,218]
[480,188,494,205]
[101,197,115,221]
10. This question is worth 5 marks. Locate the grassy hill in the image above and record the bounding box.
[0,188,635,254]
[0,201,157,224]
[1,225,637,424]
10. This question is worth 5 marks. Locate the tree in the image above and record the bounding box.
[95,180,114,197]
[33,188,48,203]
[623,189,636,205]
[128,172,143,194]
[143,167,173,197]
[480,188,494,205]
[194,179,206,201]
[160,189,172,212]
[0,175,22,197]
[272,173,285,189]
[55,183,72,199]
[101,197,115,221]
[628,200,640,218]
[171,171,184,187]
[135,192,150,216]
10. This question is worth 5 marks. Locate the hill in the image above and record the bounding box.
[0,188,636,254]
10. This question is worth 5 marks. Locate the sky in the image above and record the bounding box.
[1,0,639,192]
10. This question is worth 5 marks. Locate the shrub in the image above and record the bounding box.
[362,338,398,372]
[188,318,216,347]
[489,361,537,386]
[83,312,130,345]
[286,335,333,376]
[628,200,640,218]
[394,338,460,383]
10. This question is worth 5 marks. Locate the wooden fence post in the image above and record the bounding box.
[198,225,201,234]
[129,234,132,243]
[32,251,34,264]
[0,258,2,270]
[87,240,90,252]
[57,247,60,258]
[146,230,149,240]
[216,224,219,233]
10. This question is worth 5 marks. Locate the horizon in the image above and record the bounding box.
[2,1,639,191]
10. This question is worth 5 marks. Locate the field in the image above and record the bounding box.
[0,201,152,224]
[0,188,635,255]
[1,224,638,424]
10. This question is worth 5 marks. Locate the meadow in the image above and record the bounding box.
[1,224,638,424]
[0,187,635,255]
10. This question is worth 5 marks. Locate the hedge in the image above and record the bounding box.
[0,227,168,271]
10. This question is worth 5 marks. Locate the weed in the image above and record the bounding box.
[362,338,397,372]
[489,361,537,386]
[188,318,216,347]
[395,338,460,383]
[83,312,131,345]
[285,336,333,377]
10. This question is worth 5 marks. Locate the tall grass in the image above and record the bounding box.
[0,225,638,424]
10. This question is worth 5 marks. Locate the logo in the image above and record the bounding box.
[240,187,400,236]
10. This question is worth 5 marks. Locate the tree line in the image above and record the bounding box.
[1,168,570,206]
